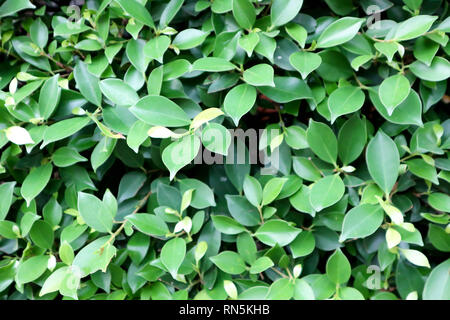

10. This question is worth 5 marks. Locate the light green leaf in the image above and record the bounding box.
[130,95,190,127]
[317,17,364,48]
[366,131,400,195]
[39,74,60,120]
[210,251,247,274]
[172,29,209,50]
[201,122,231,156]
[16,255,49,285]
[162,135,201,180]
[224,83,257,126]
[289,52,322,80]
[255,220,301,247]
[77,192,113,233]
[326,248,351,284]
[126,213,169,236]
[161,238,186,278]
[270,0,303,27]
[74,61,102,107]
[20,163,53,206]
[100,78,139,106]
[243,64,275,87]
[232,0,255,29]
[328,86,365,123]
[306,120,338,166]
[309,174,345,212]
[378,74,410,115]
[249,257,274,274]
[392,15,437,41]
[340,204,384,241]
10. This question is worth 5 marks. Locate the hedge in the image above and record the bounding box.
[0,0,449,300]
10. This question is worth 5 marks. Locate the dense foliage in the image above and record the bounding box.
[0,0,449,300]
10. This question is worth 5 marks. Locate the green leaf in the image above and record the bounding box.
[74,61,102,107]
[406,158,439,185]
[100,78,139,106]
[328,86,365,123]
[115,0,154,28]
[30,220,54,249]
[210,251,247,274]
[91,137,117,172]
[270,0,303,27]
[428,225,450,252]
[20,163,53,206]
[259,76,313,103]
[126,39,150,73]
[366,131,400,195]
[0,181,16,220]
[224,83,257,126]
[172,29,209,50]
[38,75,60,120]
[59,241,74,265]
[369,88,423,126]
[378,74,410,115]
[159,0,184,27]
[326,248,351,284]
[265,278,295,300]
[211,215,247,235]
[285,23,307,48]
[340,204,384,241]
[423,259,450,300]
[232,0,255,29]
[72,236,116,277]
[130,95,190,127]
[317,17,364,48]
[238,32,260,57]
[392,15,437,41]
[243,64,275,87]
[0,0,35,18]
[289,52,322,80]
[306,120,338,166]
[226,195,261,226]
[212,0,232,13]
[144,36,170,64]
[290,231,315,258]
[309,174,345,212]
[162,135,201,180]
[126,120,151,153]
[338,114,366,165]
[161,238,186,278]
[285,126,308,150]
[409,57,450,82]
[255,220,301,247]
[428,193,450,213]
[243,175,263,208]
[178,178,216,209]
[30,18,48,48]
[16,255,49,285]
[41,117,91,148]
[126,213,169,236]
[77,192,113,233]
[201,123,231,156]
[262,177,288,206]
[249,257,274,274]
[414,37,439,66]
[192,57,236,72]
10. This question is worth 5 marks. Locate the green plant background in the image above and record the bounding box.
[0,0,449,300]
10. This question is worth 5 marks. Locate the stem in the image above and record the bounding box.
[102,190,152,248]
[270,267,289,278]
[41,51,73,72]
[257,205,264,224]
